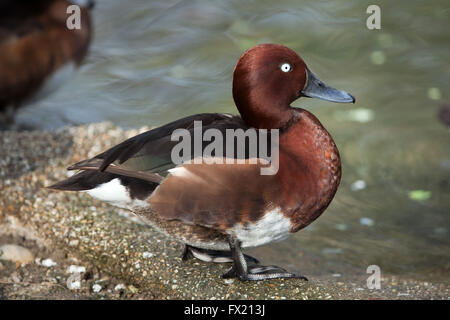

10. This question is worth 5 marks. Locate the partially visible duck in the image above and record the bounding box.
[438,102,450,129]
[49,44,355,281]
[0,0,94,125]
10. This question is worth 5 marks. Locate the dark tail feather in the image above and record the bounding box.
[67,158,103,171]
[47,170,116,191]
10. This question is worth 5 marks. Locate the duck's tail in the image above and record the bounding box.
[47,170,116,191]
[47,170,157,209]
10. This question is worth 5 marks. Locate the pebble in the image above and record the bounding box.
[114,284,125,291]
[67,278,81,290]
[142,252,153,259]
[42,258,57,267]
[0,244,34,264]
[92,284,102,293]
[69,239,79,247]
[68,265,86,274]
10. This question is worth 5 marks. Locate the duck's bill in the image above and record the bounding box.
[300,69,355,103]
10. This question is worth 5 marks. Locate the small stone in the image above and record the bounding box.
[42,258,57,267]
[114,284,125,291]
[0,244,34,264]
[68,265,86,274]
[67,279,81,290]
[142,252,153,259]
[92,284,102,293]
[68,240,79,247]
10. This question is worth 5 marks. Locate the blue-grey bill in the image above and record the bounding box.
[301,69,355,103]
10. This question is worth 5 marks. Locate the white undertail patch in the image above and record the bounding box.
[86,178,149,210]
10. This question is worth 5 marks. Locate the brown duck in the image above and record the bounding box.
[49,44,355,281]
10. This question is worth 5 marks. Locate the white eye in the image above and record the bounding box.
[280,63,292,72]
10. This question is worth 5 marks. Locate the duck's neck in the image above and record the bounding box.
[233,90,294,129]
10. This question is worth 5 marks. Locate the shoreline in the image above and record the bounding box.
[0,122,448,299]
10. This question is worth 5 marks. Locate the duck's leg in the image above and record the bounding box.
[181,244,259,264]
[222,236,308,281]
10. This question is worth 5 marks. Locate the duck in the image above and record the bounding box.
[0,0,94,125]
[49,44,355,281]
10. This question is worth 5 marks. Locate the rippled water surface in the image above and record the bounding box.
[17,0,449,281]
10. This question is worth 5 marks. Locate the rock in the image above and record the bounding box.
[0,244,34,264]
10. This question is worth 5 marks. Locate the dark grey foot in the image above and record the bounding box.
[181,244,193,261]
[222,264,308,281]
[222,236,308,281]
[181,244,259,264]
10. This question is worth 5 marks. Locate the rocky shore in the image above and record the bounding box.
[0,123,448,299]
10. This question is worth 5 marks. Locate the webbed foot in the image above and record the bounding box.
[221,236,308,281]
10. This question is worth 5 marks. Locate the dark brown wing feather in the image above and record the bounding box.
[67,113,248,180]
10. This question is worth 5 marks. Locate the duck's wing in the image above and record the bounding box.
[65,113,248,183]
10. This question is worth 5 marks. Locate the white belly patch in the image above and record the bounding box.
[228,208,292,248]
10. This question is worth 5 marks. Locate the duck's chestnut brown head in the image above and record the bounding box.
[232,44,355,129]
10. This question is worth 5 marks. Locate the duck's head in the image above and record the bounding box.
[232,44,355,129]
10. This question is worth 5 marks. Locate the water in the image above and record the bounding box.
[16,0,449,281]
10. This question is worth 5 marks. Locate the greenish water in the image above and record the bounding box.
[18,0,449,281]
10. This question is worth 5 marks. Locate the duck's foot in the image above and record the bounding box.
[221,236,308,281]
[181,244,259,264]
[222,264,308,281]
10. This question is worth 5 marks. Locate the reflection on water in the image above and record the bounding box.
[17,0,449,281]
